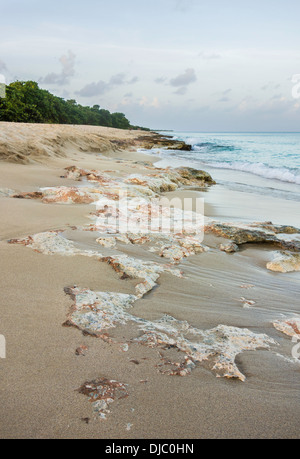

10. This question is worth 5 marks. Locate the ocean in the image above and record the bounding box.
[140,131,300,226]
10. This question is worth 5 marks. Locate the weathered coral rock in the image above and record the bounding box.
[63,165,215,203]
[101,254,183,298]
[64,166,118,186]
[9,166,214,231]
[63,166,83,181]
[125,173,178,193]
[65,287,277,382]
[41,186,105,204]
[220,242,239,253]
[135,315,277,382]
[205,222,275,244]
[75,345,89,356]
[156,355,195,377]
[96,236,118,248]
[267,251,300,273]
[159,245,191,263]
[8,231,184,297]
[259,222,300,234]
[92,194,205,236]
[12,191,44,200]
[8,231,104,261]
[8,231,80,256]
[176,167,216,185]
[169,234,204,251]
[77,378,128,419]
[96,231,208,265]
[124,167,215,193]
[138,136,192,151]
[148,234,207,263]
[11,182,122,205]
[64,287,137,336]
[205,221,300,251]
[158,238,207,263]
[273,318,300,338]
[127,234,151,245]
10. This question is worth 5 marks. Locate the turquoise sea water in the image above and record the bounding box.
[151,132,300,203]
[171,132,300,183]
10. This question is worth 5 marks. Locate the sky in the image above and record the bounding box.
[1,0,300,131]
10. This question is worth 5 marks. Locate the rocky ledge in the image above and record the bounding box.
[135,133,192,151]
[205,221,300,252]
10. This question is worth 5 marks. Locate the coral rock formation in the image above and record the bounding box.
[267,251,300,273]
[77,378,129,419]
[273,318,300,338]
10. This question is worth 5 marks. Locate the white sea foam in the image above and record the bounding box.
[155,131,300,187]
[207,161,300,185]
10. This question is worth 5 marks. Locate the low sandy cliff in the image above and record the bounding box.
[0,123,190,164]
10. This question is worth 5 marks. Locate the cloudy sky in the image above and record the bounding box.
[1,0,300,131]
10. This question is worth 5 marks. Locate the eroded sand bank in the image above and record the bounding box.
[0,122,299,439]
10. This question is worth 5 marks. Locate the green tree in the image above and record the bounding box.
[0,80,150,131]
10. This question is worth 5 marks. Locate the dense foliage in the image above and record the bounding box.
[0,81,149,130]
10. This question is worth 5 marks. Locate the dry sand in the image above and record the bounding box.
[0,122,157,164]
[0,122,299,439]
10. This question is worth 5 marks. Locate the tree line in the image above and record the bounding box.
[0,81,149,131]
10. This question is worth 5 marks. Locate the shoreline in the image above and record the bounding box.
[0,122,300,439]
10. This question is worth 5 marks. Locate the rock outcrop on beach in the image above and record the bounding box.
[136,133,192,151]
[7,161,287,389]
[273,318,300,338]
[135,319,277,382]
[77,378,129,420]
[205,221,300,252]
[10,165,215,208]
[124,168,215,193]
[63,165,215,192]
[219,242,239,253]
[8,231,100,257]
[63,287,277,383]
[101,254,183,298]
[176,167,216,185]
[267,251,300,273]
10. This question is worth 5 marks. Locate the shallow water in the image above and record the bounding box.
[140,131,300,228]
[158,131,300,186]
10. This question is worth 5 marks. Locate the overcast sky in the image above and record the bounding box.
[1,0,300,131]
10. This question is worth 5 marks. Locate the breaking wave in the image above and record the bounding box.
[167,133,300,186]
[206,161,300,185]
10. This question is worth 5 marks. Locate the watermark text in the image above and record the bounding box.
[0,335,6,359]
[0,74,6,98]
[292,335,300,360]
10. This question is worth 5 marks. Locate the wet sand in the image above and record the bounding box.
[0,123,299,439]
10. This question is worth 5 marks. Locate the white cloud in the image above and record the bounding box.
[41,50,76,86]
[76,73,139,97]
[170,68,197,87]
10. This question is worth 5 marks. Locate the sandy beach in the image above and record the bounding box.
[0,122,300,439]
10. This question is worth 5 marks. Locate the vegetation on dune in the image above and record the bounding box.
[0,81,150,131]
